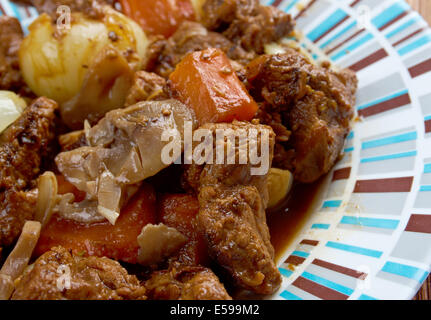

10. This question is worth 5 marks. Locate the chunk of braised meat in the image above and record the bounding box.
[146,263,231,300]
[202,0,259,30]
[255,103,293,173]
[286,87,356,183]
[145,21,256,78]
[0,97,57,246]
[247,53,311,108]
[0,97,57,191]
[0,16,25,92]
[183,121,282,295]
[0,190,37,248]
[12,246,147,300]
[224,6,295,54]
[255,104,291,143]
[125,71,168,106]
[21,0,114,19]
[202,0,295,54]
[247,51,358,183]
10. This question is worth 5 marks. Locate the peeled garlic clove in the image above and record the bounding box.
[267,168,293,209]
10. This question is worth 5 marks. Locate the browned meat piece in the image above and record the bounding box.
[184,121,282,295]
[181,164,204,194]
[12,246,147,300]
[202,0,295,54]
[248,53,357,111]
[0,16,24,91]
[224,6,295,54]
[146,263,231,300]
[145,21,256,78]
[0,97,57,246]
[143,35,167,73]
[247,53,310,108]
[125,71,168,106]
[247,51,357,183]
[0,97,57,191]
[26,0,113,19]
[0,190,37,248]
[202,0,259,30]
[255,104,291,143]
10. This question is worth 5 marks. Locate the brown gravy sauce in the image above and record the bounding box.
[267,174,329,263]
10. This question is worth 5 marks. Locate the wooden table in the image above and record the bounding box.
[406,0,430,300]
[406,0,431,24]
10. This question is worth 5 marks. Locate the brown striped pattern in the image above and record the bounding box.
[353,177,414,193]
[301,239,319,246]
[295,0,317,19]
[326,29,365,55]
[313,15,350,43]
[405,214,431,234]
[358,92,411,118]
[393,28,425,47]
[292,277,349,300]
[285,255,306,266]
[350,0,361,7]
[379,11,409,31]
[426,119,431,133]
[271,0,283,7]
[349,48,389,72]
[409,58,431,78]
[24,6,32,18]
[332,167,352,181]
[312,259,367,279]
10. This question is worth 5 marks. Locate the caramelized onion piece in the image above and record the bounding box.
[55,194,105,223]
[35,171,58,227]
[0,274,13,300]
[137,223,187,266]
[0,221,41,299]
[61,45,135,129]
[56,100,196,225]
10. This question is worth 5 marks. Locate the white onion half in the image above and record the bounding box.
[19,6,149,105]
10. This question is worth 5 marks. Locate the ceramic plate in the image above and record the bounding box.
[2,0,431,300]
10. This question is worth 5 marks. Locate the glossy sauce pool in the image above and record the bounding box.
[267,174,329,264]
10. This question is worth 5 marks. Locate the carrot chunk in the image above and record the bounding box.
[35,183,157,264]
[120,0,195,37]
[169,48,259,125]
[158,194,209,266]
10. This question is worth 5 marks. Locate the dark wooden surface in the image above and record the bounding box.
[405,0,431,300]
